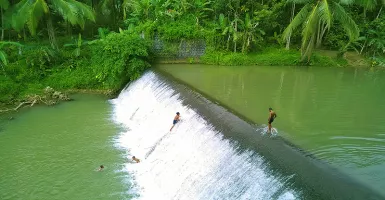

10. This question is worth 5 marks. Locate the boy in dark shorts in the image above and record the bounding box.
[170,112,181,131]
[268,108,277,133]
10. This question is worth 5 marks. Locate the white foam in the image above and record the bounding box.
[110,71,300,200]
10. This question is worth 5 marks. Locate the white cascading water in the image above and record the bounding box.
[110,71,300,200]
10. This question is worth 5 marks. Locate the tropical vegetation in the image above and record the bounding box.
[1,0,384,108]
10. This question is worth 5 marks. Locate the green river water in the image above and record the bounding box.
[0,94,133,200]
[157,64,385,196]
[1,65,385,199]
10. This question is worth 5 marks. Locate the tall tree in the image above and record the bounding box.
[13,0,95,49]
[286,2,296,49]
[282,0,359,61]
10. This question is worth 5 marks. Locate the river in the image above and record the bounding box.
[0,94,136,200]
[157,64,385,196]
[1,64,384,199]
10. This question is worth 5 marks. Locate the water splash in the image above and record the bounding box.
[110,71,300,200]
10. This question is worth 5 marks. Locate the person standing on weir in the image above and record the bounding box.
[268,108,277,133]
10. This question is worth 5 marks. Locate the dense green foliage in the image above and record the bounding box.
[1,0,384,106]
[1,31,151,104]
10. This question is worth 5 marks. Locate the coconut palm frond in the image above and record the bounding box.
[282,4,311,41]
[12,0,31,31]
[303,35,316,61]
[318,0,332,30]
[52,0,95,29]
[333,2,359,41]
[70,0,95,22]
[27,0,49,36]
[51,0,78,25]
[67,0,95,29]
[301,3,319,50]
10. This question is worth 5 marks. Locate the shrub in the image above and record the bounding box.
[90,32,152,90]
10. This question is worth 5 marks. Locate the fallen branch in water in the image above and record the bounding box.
[0,87,71,114]
[0,101,34,113]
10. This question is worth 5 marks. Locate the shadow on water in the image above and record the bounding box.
[154,68,385,200]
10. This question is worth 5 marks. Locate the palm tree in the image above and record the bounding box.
[12,0,95,49]
[282,0,359,61]
[285,2,296,49]
[0,0,9,40]
[241,13,265,53]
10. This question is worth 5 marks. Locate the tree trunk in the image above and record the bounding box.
[242,32,246,53]
[233,13,237,53]
[46,14,58,49]
[233,35,237,53]
[1,7,4,41]
[376,6,383,19]
[286,3,295,50]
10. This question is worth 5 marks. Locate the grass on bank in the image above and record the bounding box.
[0,42,374,111]
[200,47,349,67]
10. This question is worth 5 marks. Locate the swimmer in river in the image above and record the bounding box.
[268,107,277,133]
[169,112,181,131]
[132,156,140,163]
[98,165,104,171]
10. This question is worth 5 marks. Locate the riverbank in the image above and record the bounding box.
[0,39,377,114]
[0,32,152,113]
[156,48,373,67]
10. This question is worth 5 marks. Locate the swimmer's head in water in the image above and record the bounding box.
[269,108,273,111]
[176,112,180,115]
[100,165,104,168]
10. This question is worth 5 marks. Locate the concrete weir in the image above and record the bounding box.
[154,68,384,200]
